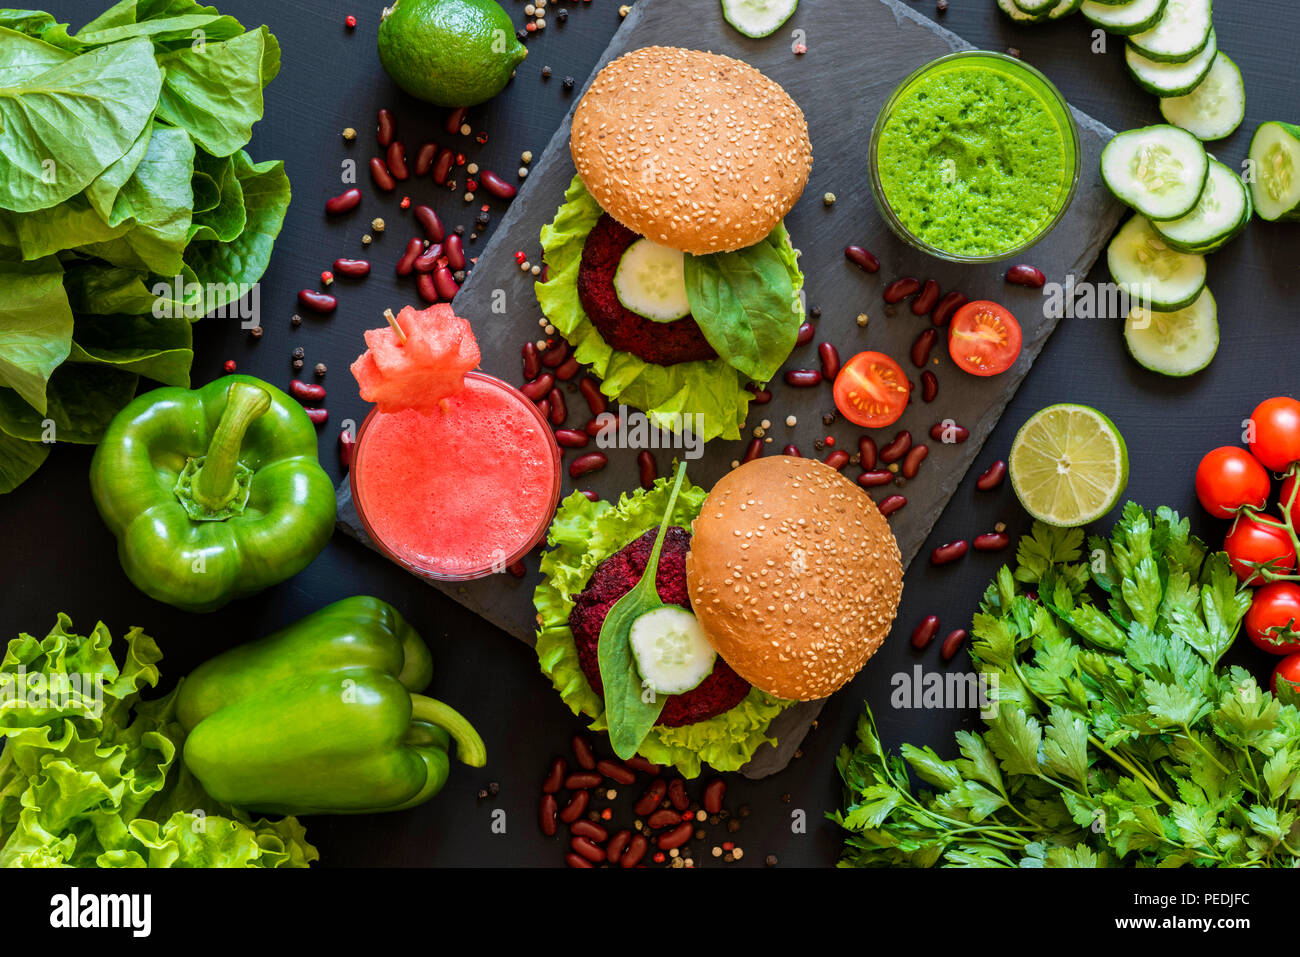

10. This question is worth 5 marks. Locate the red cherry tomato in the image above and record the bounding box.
[1224,513,1297,583]
[832,351,910,429]
[1248,397,1300,472]
[1246,582,1300,655]
[948,301,1022,377]
[1194,447,1271,519]
[1271,652,1300,696]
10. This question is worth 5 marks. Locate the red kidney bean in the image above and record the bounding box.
[376,109,396,147]
[634,779,667,817]
[416,272,439,304]
[930,421,969,444]
[911,614,940,650]
[539,794,558,836]
[932,291,968,327]
[597,759,637,786]
[750,388,773,405]
[395,237,424,276]
[579,378,607,416]
[324,188,362,214]
[414,142,437,176]
[569,452,607,479]
[620,834,649,868]
[782,444,802,457]
[547,388,566,426]
[859,437,878,470]
[478,169,517,199]
[742,438,764,463]
[414,244,443,273]
[883,277,921,303]
[977,459,1008,491]
[667,779,689,811]
[626,756,660,775]
[542,339,570,368]
[522,342,542,380]
[565,852,594,869]
[433,265,460,301]
[646,808,680,829]
[521,374,555,402]
[902,444,929,479]
[578,490,599,502]
[554,429,589,449]
[412,205,444,244]
[303,408,328,426]
[444,234,466,271]
[432,147,455,185]
[289,380,326,403]
[931,540,970,565]
[571,837,605,863]
[386,141,409,180]
[338,428,356,469]
[564,772,601,790]
[796,322,815,346]
[369,157,396,191]
[974,532,1012,552]
[542,758,566,793]
[941,629,969,662]
[658,822,694,850]
[333,258,370,278]
[912,279,941,316]
[844,244,880,273]
[880,431,912,464]
[555,356,581,381]
[606,830,631,864]
[824,450,849,471]
[784,369,822,388]
[1006,264,1046,288]
[921,370,938,403]
[571,819,609,842]
[507,560,526,578]
[445,105,468,135]
[703,778,726,815]
[637,451,657,490]
[858,469,894,488]
[534,399,550,423]
[911,328,938,368]
[819,342,841,381]
[878,494,908,517]
[297,289,336,313]
[585,414,617,438]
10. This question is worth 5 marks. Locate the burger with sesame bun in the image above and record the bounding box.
[533,457,903,777]
[534,46,813,444]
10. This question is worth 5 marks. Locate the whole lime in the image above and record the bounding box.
[378,0,527,107]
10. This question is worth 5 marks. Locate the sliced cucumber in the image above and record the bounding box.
[1129,0,1212,62]
[613,239,691,322]
[1126,29,1217,96]
[1107,214,1207,311]
[1159,53,1245,140]
[997,0,1046,21]
[1248,122,1300,222]
[1150,159,1250,252]
[1101,125,1209,221]
[628,606,716,696]
[1048,0,1084,16]
[1081,0,1168,36]
[1015,0,1060,14]
[1124,288,1218,376]
[720,0,798,37]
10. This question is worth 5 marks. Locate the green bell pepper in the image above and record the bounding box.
[89,375,336,613]
[176,596,486,816]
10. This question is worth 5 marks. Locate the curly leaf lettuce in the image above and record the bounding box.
[534,482,792,778]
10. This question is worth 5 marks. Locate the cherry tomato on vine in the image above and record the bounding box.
[947,301,1022,377]
[1271,652,1300,696]
[1224,513,1297,583]
[1194,447,1271,519]
[1246,582,1300,655]
[1282,474,1300,530]
[832,351,910,429]
[1248,397,1300,472]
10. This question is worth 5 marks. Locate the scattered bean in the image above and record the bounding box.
[416,272,439,304]
[929,421,969,444]
[596,760,635,786]
[414,205,445,242]
[395,237,424,276]
[703,779,726,815]
[554,356,580,381]
[883,277,921,303]
[554,429,589,449]
[386,141,409,180]
[844,244,880,273]
[289,380,326,403]
[879,431,912,464]
[637,450,657,489]
[911,328,938,368]
[444,106,468,135]
[941,629,969,661]
[921,370,939,403]
[414,244,443,273]
[369,157,396,191]
[542,758,565,793]
[824,450,849,471]
[414,142,437,176]
[297,290,336,313]
[565,772,601,790]
[974,532,1012,552]
[443,234,466,271]
[478,169,517,199]
[634,779,667,817]
[571,837,605,863]
[932,291,968,327]
[976,459,1008,491]
[657,822,694,850]
[912,279,940,316]
[432,147,455,186]
[547,388,566,426]
[819,342,841,381]
[539,794,558,836]
[579,378,607,416]
[541,339,571,368]
[565,852,594,869]
[606,830,631,865]
[1006,264,1046,288]
[324,188,362,214]
[667,779,689,811]
[522,342,542,381]
[902,444,929,479]
[878,494,908,517]
[338,428,355,469]
[858,469,894,488]
[796,322,815,347]
[303,408,328,426]
[911,614,940,650]
[569,452,608,479]
[620,834,649,868]
[750,387,773,404]
[332,258,370,278]
[432,265,460,300]
[376,109,396,147]
[783,444,802,457]
[859,437,878,470]
[931,540,970,565]
[784,369,823,388]
[742,438,764,463]
[646,809,680,829]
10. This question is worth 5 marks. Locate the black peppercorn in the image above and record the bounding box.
[562,76,575,91]
[292,359,304,371]
[937,0,948,11]
[515,28,528,42]
[809,305,821,320]
[557,7,567,21]
[249,326,263,339]
[292,346,305,360]
[314,362,327,377]
[290,314,302,327]
[542,65,552,79]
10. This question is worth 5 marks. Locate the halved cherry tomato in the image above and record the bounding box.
[1224,513,1296,583]
[1271,652,1300,696]
[1248,397,1300,472]
[947,301,1022,377]
[1194,447,1271,519]
[1246,582,1300,655]
[832,351,910,429]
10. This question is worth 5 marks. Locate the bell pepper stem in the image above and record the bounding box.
[410,694,487,767]
[192,382,272,512]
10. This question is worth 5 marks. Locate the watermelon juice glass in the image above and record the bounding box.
[350,372,562,580]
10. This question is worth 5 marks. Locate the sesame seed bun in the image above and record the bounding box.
[685,457,903,701]
[570,46,812,255]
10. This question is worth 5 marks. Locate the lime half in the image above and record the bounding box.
[1008,404,1129,527]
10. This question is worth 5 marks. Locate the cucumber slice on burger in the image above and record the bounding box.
[613,239,692,322]
[629,606,717,696]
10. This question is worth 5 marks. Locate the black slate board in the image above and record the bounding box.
[337,0,1124,777]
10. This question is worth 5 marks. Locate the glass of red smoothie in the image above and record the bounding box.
[350,372,562,581]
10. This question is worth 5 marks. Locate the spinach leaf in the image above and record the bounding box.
[69,312,193,387]
[154,27,268,156]
[0,429,48,493]
[683,226,801,383]
[0,257,73,414]
[0,363,139,444]
[188,149,245,242]
[85,119,154,224]
[598,462,689,759]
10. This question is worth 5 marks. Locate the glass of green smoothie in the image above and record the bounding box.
[870,51,1081,263]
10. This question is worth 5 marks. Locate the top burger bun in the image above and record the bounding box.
[570,46,813,256]
[685,456,903,701]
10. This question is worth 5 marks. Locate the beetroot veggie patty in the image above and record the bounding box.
[576,214,717,366]
[569,527,751,727]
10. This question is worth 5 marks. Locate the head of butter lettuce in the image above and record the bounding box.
[534,478,792,778]
[535,175,804,443]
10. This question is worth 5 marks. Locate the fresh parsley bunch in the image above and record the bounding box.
[832,503,1300,867]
